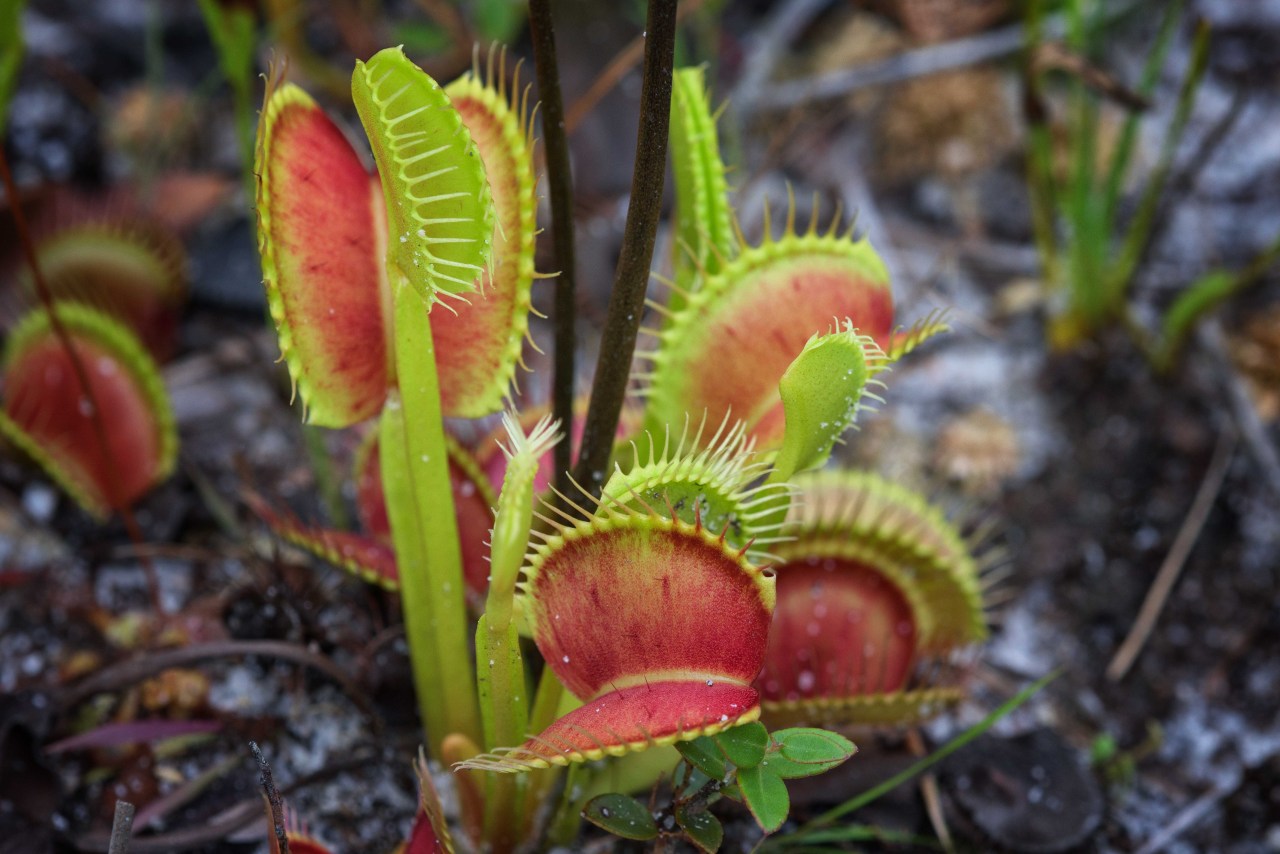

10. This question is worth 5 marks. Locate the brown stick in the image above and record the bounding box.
[74,746,387,852]
[1107,431,1236,681]
[571,0,679,499]
[252,742,290,854]
[563,0,706,135]
[108,801,135,854]
[906,729,954,852]
[528,0,578,497]
[58,639,379,722]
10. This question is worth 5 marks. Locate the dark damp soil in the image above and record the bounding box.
[3,1,1280,852]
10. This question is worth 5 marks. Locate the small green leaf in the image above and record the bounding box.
[738,764,790,833]
[676,804,724,853]
[1156,269,1237,366]
[771,321,877,483]
[676,736,727,780]
[581,793,658,841]
[762,752,839,780]
[714,721,768,770]
[1090,732,1119,765]
[761,729,856,780]
[775,728,857,766]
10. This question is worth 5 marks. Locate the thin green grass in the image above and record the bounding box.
[765,672,1057,851]
[1025,0,1219,350]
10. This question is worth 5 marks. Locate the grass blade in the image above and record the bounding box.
[782,672,1058,842]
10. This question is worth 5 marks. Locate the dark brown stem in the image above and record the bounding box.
[571,0,678,499]
[528,0,578,497]
[251,742,290,854]
[0,150,161,610]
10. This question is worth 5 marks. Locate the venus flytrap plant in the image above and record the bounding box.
[563,66,991,849]
[0,208,186,518]
[359,44,492,757]
[0,304,177,518]
[757,470,989,727]
[247,36,994,849]
[254,42,543,759]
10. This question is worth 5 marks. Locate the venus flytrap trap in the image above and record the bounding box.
[0,304,177,519]
[757,470,989,728]
[603,415,792,561]
[667,66,735,313]
[19,217,188,361]
[458,491,775,773]
[768,320,885,486]
[0,210,186,518]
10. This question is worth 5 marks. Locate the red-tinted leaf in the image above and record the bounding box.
[432,67,538,417]
[646,234,892,450]
[527,519,773,700]
[246,491,398,589]
[758,558,917,706]
[256,80,389,427]
[1,305,176,517]
[29,220,186,361]
[406,750,454,853]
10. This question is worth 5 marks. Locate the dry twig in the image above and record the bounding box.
[58,640,379,722]
[1107,430,1236,681]
[108,801,135,854]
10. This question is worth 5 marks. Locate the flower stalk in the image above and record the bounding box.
[573,0,679,498]
[528,0,578,497]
